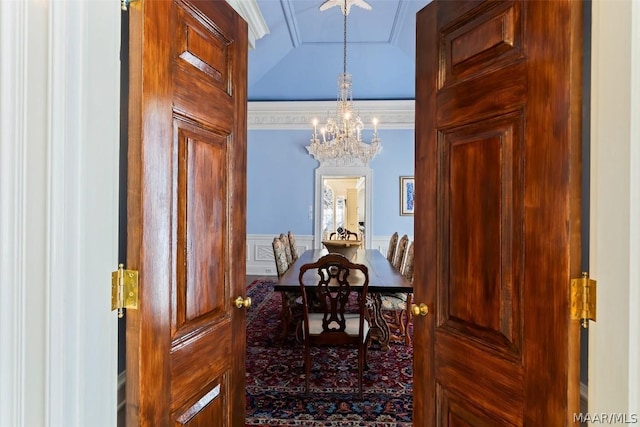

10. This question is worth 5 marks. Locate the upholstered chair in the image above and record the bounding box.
[392,234,409,271]
[287,230,299,261]
[380,240,414,345]
[386,232,399,263]
[273,237,299,339]
[279,233,293,266]
[272,237,289,279]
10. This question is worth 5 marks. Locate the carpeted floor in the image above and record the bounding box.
[245,278,413,426]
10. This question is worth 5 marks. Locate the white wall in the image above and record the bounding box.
[0,1,120,426]
[589,0,640,418]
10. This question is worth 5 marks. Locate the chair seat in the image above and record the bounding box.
[304,313,370,343]
[380,293,408,311]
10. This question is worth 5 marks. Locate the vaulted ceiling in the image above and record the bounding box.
[246,0,431,101]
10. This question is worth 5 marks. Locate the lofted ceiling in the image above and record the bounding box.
[247,0,431,102]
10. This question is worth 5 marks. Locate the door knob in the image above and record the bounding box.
[234,296,252,309]
[411,303,429,317]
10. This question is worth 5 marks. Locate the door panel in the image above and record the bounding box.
[415,1,582,425]
[127,0,247,425]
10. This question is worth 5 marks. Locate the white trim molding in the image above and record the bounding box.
[225,0,269,49]
[248,100,415,131]
[0,1,121,426]
[590,0,640,416]
[246,234,407,276]
[246,234,314,276]
[0,1,27,425]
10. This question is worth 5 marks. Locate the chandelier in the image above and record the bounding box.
[306,0,381,166]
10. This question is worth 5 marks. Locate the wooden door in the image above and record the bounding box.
[126,0,247,425]
[414,1,583,425]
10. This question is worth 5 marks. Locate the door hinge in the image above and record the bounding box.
[120,0,139,11]
[111,264,139,318]
[570,272,596,328]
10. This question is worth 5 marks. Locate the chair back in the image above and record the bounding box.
[287,230,299,261]
[401,241,415,283]
[298,253,369,343]
[386,232,399,262]
[272,238,289,278]
[279,233,293,265]
[393,234,410,270]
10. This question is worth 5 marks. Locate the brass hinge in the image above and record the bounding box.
[570,272,596,328]
[111,264,139,318]
[121,0,139,11]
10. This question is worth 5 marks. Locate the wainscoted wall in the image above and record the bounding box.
[246,234,410,276]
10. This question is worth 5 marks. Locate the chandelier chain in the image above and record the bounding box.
[343,0,347,75]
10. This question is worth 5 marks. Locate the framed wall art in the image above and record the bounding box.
[400,176,415,216]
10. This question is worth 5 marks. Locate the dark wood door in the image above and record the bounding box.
[414,1,583,425]
[126,0,247,425]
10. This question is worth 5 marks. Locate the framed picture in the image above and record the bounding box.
[400,176,415,216]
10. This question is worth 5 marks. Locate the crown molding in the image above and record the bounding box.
[248,100,415,130]
[226,0,269,49]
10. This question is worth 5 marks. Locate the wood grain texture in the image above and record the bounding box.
[126,0,247,425]
[415,1,582,425]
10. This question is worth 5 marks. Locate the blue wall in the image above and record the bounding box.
[247,128,414,238]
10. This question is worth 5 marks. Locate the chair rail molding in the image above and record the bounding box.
[246,234,406,276]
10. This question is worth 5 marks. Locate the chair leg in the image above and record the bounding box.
[404,294,413,346]
[395,310,406,336]
[280,292,290,339]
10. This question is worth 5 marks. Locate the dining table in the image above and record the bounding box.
[274,248,413,351]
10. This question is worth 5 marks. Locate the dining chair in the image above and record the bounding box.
[297,253,371,399]
[392,234,409,270]
[386,232,399,263]
[279,233,293,266]
[287,230,299,261]
[380,240,414,345]
[273,237,299,339]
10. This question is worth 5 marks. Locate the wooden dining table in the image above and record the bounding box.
[274,248,413,351]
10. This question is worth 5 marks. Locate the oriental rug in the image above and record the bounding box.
[245,278,413,426]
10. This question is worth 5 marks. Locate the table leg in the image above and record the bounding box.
[367,293,390,351]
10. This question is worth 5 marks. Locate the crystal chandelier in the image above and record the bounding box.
[306,0,381,166]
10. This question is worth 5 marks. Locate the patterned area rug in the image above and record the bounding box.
[245,279,413,426]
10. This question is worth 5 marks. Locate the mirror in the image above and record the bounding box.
[314,166,372,249]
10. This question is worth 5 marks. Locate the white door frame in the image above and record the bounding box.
[0,1,119,426]
[588,0,640,416]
